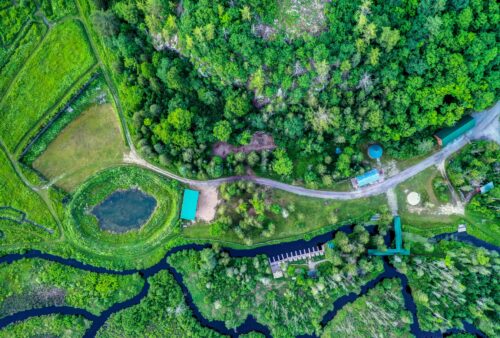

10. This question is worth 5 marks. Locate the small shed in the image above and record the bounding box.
[368,144,383,159]
[352,169,380,189]
[434,115,475,147]
[480,182,494,194]
[180,189,199,221]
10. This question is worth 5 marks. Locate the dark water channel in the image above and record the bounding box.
[91,189,156,233]
[0,227,493,337]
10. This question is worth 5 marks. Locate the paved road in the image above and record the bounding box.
[125,102,499,200]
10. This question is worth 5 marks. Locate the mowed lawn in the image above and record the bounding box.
[0,19,95,151]
[33,103,128,192]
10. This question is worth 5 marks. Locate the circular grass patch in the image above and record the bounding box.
[63,166,180,268]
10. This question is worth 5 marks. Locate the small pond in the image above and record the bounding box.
[92,189,157,233]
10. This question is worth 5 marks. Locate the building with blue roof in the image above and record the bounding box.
[479,182,494,194]
[180,189,199,221]
[368,144,383,159]
[351,169,380,189]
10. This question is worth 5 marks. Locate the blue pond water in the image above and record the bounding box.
[91,189,156,233]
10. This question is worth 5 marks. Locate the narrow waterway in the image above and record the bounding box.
[0,228,494,337]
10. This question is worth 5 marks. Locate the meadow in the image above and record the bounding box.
[0,22,46,97]
[32,99,126,191]
[0,19,95,152]
[0,144,59,248]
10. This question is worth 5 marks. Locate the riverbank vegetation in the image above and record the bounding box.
[95,0,497,184]
[395,240,499,336]
[0,19,96,152]
[322,278,412,337]
[97,270,222,338]
[0,314,90,338]
[184,182,389,246]
[0,258,143,318]
[170,226,384,336]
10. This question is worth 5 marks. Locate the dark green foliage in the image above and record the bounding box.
[0,258,143,318]
[103,0,498,181]
[0,314,90,338]
[448,141,499,220]
[97,270,222,338]
[169,234,384,337]
[395,241,499,336]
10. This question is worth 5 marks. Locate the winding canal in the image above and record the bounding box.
[0,228,493,338]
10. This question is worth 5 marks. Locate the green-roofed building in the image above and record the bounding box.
[180,189,199,221]
[434,115,476,147]
[368,216,410,256]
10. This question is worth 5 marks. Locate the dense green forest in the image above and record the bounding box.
[94,0,498,183]
[322,278,412,337]
[395,241,499,336]
[448,141,499,220]
[169,226,385,336]
[0,314,90,338]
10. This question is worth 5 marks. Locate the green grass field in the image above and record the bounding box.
[0,145,59,247]
[0,22,46,97]
[0,19,95,152]
[33,103,127,192]
[183,190,388,247]
[0,2,35,47]
[396,166,499,245]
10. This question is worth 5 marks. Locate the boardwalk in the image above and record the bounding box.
[268,245,325,278]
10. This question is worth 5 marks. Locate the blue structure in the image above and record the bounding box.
[352,169,380,188]
[368,144,383,159]
[180,189,199,221]
[368,216,410,256]
[480,182,494,194]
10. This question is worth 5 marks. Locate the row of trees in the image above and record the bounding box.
[92,0,498,183]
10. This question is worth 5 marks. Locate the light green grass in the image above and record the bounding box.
[33,103,127,192]
[183,191,387,246]
[0,19,95,151]
[0,2,35,46]
[396,166,499,245]
[0,22,46,97]
[0,145,58,246]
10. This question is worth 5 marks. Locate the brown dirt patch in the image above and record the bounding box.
[195,186,219,222]
[213,132,276,158]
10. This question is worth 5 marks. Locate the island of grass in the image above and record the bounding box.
[62,166,181,269]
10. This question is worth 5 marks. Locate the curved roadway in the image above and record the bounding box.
[124,103,499,200]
